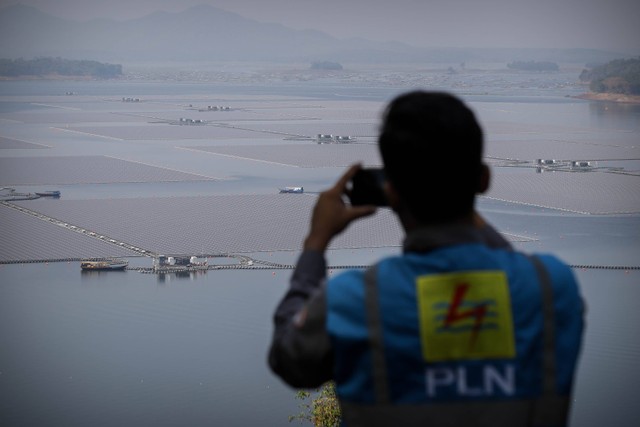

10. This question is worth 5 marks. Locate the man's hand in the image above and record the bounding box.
[304,164,377,252]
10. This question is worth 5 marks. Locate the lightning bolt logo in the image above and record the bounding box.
[443,283,488,349]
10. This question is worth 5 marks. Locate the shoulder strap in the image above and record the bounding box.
[528,255,570,426]
[364,264,390,404]
[529,255,557,397]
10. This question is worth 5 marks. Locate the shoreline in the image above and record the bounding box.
[573,92,640,104]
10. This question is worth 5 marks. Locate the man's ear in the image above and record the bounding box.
[477,163,490,194]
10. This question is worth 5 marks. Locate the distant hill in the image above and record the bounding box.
[0,4,414,63]
[579,57,640,95]
[0,4,629,65]
[0,57,122,78]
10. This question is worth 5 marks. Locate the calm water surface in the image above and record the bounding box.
[1,257,639,426]
[0,263,301,426]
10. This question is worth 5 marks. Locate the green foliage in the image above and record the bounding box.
[0,57,122,78]
[507,60,559,72]
[289,382,341,426]
[581,57,640,95]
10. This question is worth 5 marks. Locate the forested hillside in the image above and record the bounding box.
[0,57,122,78]
[580,57,640,95]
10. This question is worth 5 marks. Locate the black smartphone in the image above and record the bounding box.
[349,168,388,206]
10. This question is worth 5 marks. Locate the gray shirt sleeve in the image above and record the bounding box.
[268,250,334,388]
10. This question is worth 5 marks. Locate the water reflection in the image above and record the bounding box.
[80,269,127,276]
[589,100,640,130]
[80,268,126,279]
[156,269,209,284]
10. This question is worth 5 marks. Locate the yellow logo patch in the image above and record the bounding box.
[416,271,515,362]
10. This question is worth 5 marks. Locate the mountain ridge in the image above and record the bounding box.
[0,4,628,65]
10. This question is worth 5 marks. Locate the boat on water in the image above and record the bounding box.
[35,190,61,197]
[81,259,128,271]
[279,186,303,194]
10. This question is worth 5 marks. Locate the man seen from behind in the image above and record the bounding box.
[268,90,584,427]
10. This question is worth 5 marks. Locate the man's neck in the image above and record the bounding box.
[401,211,476,233]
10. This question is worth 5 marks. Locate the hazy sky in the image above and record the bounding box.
[3,0,639,52]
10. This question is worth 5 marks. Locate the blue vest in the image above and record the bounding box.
[326,244,583,426]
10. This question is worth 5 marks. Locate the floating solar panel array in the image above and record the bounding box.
[234,121,377,138]
[2,90,638,264]
[3,110,146,124]
[2,195,534,263]
[0,156,217,185]
[0,204,136,262]
[487,171,640,214]
[142,109,264,122]
[12,195,403,255]
[265,101,383,121]
[0,137,48,150]
[62,124,265,140]
[486,138,639,162]
[483,120,589,135]
[188,144,382,168]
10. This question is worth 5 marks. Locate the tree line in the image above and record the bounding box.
[0,57,122,79]
[579,57,640,95]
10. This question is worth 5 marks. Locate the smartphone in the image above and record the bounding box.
[349,168,388,206]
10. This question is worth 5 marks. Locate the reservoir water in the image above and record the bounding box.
[1,69,639,426]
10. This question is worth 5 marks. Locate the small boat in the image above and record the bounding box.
[35,190,61,197]
[81,259,128,271]
[279,186,303,194]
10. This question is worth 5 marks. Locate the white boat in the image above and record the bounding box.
[279,186,303,194]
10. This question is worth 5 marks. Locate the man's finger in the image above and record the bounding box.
[332,163,362,193]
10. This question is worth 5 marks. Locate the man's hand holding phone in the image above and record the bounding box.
[304,164,378,252]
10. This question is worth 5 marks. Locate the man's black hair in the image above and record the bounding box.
[378,91,484,223]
